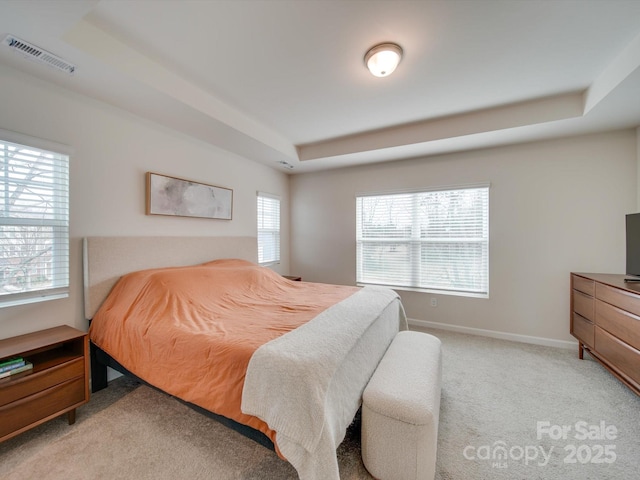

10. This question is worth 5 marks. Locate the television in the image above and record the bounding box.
[625,213,640,280]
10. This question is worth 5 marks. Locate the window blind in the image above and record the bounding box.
[0,138,69,307]
[356,185,489,296]
[257,192,280,265]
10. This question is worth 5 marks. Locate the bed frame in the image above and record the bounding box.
[83,236,274,450]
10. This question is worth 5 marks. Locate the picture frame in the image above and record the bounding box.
[146,172,233,220]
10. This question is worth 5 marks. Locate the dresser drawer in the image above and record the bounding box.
[0,357,84,408]
[573,290,594,321]
[594,327,640,388]
[572,313,594,348]
[596,283,640,317]
[0,376,85,438]
[596,299,640,351]
[572,275,595,296]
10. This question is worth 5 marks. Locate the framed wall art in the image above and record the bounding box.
[146,172,233,220]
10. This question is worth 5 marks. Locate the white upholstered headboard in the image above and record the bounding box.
[83,236,258,320]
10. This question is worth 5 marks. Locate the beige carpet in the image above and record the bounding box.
[0,380,369,480]
[2,327,639,479]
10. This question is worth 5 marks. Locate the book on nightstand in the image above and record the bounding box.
[0,357,26,373]
[0,361,33,379]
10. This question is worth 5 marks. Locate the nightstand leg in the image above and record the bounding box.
[67,409,76,425]
[578,342,584,360]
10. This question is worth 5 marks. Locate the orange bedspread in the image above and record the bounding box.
[89,259,358,448]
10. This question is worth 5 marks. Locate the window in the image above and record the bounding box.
[356,185,489,297]
[0,134,69,308]
[257,192,280,265]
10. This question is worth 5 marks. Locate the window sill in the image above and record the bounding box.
[356,283,488,299]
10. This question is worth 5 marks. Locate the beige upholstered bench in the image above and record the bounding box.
[361,330,442,480]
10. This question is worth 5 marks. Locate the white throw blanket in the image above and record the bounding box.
[241,286,407,480]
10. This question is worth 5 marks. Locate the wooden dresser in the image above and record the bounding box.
[571,273,640,395]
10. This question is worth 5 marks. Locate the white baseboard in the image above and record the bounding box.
[408,318,578,350]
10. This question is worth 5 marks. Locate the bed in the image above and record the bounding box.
[83,236,407,480]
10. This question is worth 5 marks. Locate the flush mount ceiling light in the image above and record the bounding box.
[364,42,403,77]
[278,160,294,170]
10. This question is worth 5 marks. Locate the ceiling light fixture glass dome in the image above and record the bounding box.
[364,43,403,77]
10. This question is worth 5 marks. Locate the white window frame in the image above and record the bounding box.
[356,184,489,298]
[0,128,71,308]
[257,191,281,266]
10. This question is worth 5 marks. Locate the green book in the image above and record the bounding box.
[0,356,24,367]
[0,361,33,379]
[0,357,26,373]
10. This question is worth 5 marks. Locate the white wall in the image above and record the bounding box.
[0,64,290,339]
[637,126,640,211]
[1,60,637,346]
[290,130,637,343]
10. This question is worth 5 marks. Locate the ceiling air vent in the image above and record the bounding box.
[2,35,75,75]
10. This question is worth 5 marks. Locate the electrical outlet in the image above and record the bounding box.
[430,297,437,307]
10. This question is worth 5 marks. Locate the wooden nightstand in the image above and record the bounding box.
[0,325,90,442]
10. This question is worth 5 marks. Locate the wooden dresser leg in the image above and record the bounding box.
[67,409,76,425]
[578,342,584,360]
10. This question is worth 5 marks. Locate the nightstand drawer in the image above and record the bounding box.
[0,376,85,438]
[0,357,84,408]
